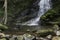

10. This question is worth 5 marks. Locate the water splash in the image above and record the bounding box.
[21,0,51,26]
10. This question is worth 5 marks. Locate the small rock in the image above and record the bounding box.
[17,35,23,40]
[52,36,60,40]
[46,35,52,39]
[23,33,34,40]
[56,31,60,36]
[0,33,5,37]
[0,38,6,40]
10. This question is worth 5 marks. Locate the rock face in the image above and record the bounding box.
[16,0,40,23]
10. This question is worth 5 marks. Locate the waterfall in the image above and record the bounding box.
[21,0,51,26]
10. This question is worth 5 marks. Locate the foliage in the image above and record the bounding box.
[41,0,60,25]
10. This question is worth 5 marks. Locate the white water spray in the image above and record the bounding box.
[21,0,51,26]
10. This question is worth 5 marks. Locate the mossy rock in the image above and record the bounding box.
[36,29,55,37]
[0,24,8,30]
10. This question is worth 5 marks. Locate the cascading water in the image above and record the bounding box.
[22,0,51,26]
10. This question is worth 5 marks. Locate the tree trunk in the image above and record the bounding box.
[4,0,7,24]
